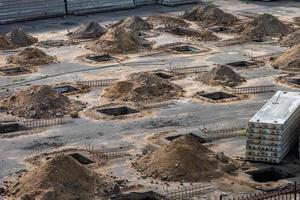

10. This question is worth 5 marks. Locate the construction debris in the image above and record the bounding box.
[280,29,300,47]
[67,21,107,39]
[87,27,151,54]
[102,72,183,103]
[242,14,290,38]
[146,14,190,28]
[6,28,38,47]
[7,47,56,66]
[133,134,237,182]
[0,35,15,50]
[197,65,246,87]
[182,4,238,26]
[109,16,152,31]
[273,44,300,68]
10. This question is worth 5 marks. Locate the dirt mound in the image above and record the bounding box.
[68,21,107,39]
[87,27,151,54]
[133,134,237,182]
[167,28,220,41]
[197,65,246,87]
[0,35,15,50]
[102,72,183,103]
[110,16,152,31]
[280,29,300,47]
[182,4,237,26]
[274,44,300,68]
[8,154,113,200]
[6,28,37,47]
[1,85,71,119]
[146,14,190,28]
[280,58,300,72]
[7,47,55,66]
[242,14,289,38]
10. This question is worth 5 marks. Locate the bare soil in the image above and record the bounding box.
[146,14,190,28]
[109,16,152,31]
[280,29,300,47]
[6,28,38,47]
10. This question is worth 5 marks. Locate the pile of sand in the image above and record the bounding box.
[133,134,237,182]
[6,28,38,47]
[7,154,114,200]
[273,44,300,68]
[110,16,152,31]
[102,72,183,103]
[197,65,246,87]
[280,59,300,72]
[167,28,220,41]
[146,14,190,28]
[242,14,289,38]
[87,27,151,54]
[280,29,300,47]
[182,4,237,26]
[1,85,71,119]
[7,47,55,66]
[68,21,107,39]
[0,35,15,50]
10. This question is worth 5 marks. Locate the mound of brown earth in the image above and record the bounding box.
[7,154,114,200]
[87,27,151,54]
[280,29,300,47]
[6,28,37,47]
[146,14,190,28]
[197,65,246,87]
[0,35,15,50]
[110,16,152,31]
[1,85,71,119]
[182,4,237,26]
[133,134,237,182]
[167,27,220,41]
[273,44,300,68]
[242,14,289,38]
[68,21,107,39]
[280,59,300,72]
[102,72,183,103]
[7,47,55,66]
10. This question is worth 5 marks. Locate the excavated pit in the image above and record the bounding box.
[208,26,232,33]
[226,61,256,68]
[166,133,206,143]
[247,168,293,183]
[0,122,26,134]
[0,66,31,76]
[199,91,238,101]
[97,106,139,116]
[53,85,79,94]
[68,153,95,165]
[85,54,115,62]
[171,45,202,53]
[154,72,173,79]
[286,78,300,86]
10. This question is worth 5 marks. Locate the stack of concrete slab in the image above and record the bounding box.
[246,91,300,163]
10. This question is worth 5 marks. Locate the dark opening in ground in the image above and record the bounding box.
[226,61,255,68]
[171,45,201,53]
[208,26,232,32]
[247,168,293,183]
[166,133,206,143]
[111,191,164,200]
[199,92,237,100]
[0,66,31,76]
[97,106,139,116]
[53,85,79,94]
[69,153,94,165]
[85,54,114,62]
[154,72,173,79]
[287,78,300,86]
[0,122,26,134]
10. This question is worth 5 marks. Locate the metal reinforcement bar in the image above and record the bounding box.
[76,79,118,87]
[221,182,300,200]
[170,66,209,75]
[233,85,276,94]
[166,184,215,200]
[21,117,73,129]
[87,146,131,158]
[203,127,246,142]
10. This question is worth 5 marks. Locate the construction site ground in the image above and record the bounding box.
[1,0,300,199]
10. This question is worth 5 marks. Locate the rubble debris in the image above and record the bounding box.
[133,134,237,182]
[109,16,152,31]
[7,47,56,66]
[5,154,117,200]
[242,14,290,38]
[102,72,183,103]
[6,28,38,47]
[166,27,220,41]
[280,29,300,47]
[0,85,72,119]
[67,21,107,39]
[273,44,300,68]
[197,65,246,87]
[87,27,151,54]
[146,14,190,28]
[0,35,15,50]
[182,4,238,26]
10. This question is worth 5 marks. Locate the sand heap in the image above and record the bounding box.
[6,28,38,47]
[68,21,107,39]
[7,47,55,66]
[280,29,300,47]
[242,14,289,38]
[1,85,71,119]
[167,28,220,41]
[0,35,15,50]
[133,134,237,182]
[273,44,300,71]
[7,154,114,200]
[87,27,151,54]
[102,72,183,103]
[198,65,246,87]
[110,16,152,31]
[146,14,190,28]
[182,4,237,26]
